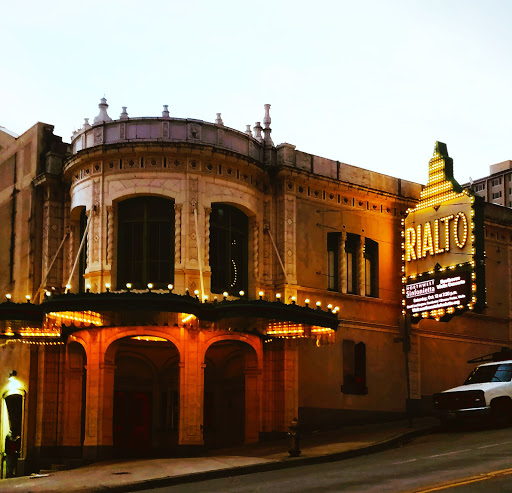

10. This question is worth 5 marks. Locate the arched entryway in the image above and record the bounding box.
[112,336,180,457]
[203,339,260,448]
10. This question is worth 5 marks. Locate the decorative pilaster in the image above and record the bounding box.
[262,199,272,283]
[174,204,182,266]
[91,180,101,264]
[281,194,297,287]
[85,210,91,275]
[204,207,211,266]
[66,223,76,289]
[42,184,64,287]
[253,220,259,281]
[106,205,114,267]
[188,179,199,266]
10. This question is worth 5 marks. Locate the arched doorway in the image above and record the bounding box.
[112,336,180,457]
[203,340,259,448]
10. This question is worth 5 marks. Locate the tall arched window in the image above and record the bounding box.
[209,204,248,295]
[117,196,174,289]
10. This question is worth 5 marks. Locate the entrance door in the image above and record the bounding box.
[113,391,151,450]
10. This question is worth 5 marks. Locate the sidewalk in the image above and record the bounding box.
[1,417,438,493]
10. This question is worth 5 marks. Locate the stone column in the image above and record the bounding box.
[244,368,262,443]
[34,346,65,466]
[83,353,116,460]
[263,339,298,433]
[408,333,421,399]
[282,339,299,428]
[262,345,275,434]
[61,367,85,449]
[34,346,46,451]
[178,337,204,446]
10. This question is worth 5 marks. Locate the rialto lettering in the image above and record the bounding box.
[405,211,468,262]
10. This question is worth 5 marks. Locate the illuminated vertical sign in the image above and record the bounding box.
[402,142,485,322]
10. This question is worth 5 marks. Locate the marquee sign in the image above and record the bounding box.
[402,142,485,322]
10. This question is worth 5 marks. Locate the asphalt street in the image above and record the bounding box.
[140,423,512,492]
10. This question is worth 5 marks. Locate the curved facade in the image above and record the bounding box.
[64,104,270,299]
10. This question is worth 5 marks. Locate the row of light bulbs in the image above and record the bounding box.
[4,289,340,317]
[52,283,341,312]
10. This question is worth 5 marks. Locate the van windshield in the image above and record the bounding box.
[464,364,512,384]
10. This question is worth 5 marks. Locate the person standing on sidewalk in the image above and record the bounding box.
[4,430,20,478]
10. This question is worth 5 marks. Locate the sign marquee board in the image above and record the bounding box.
[402,142,485,322]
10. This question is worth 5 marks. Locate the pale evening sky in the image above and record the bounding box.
[1,0,512,186]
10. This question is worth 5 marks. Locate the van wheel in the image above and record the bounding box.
[490,399,512,427]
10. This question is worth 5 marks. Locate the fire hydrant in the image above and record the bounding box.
[287,417,301,457]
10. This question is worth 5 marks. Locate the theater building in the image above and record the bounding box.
[1,100,512,474]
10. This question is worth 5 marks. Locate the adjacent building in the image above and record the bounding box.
[1,100,512,475]
[464,160,512,207]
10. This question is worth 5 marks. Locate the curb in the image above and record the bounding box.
[87,426,436,492]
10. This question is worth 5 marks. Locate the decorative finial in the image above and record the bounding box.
[263,104,271,128]
[262,104,273,145]
[216,113,224,125]
[93,97,112,124]
[253,122,263,142]
[83,118,91,130]
[245,124,253,137]
[162,105,170,118]
[120,107,129,120]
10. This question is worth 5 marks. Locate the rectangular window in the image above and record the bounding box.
[342,340,367,395]
[345,233,359,294]
[364,238,379,297]
[327,233,340,291]
[492,191,502,199]
[474,183,485,192]
[492,177,502,187]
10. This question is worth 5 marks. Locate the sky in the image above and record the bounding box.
[1,0,512,185]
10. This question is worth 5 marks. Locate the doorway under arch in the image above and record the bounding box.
[112,336,180,457]
[203,339,260,448]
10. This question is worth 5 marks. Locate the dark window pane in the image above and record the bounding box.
[117,196,174,288]
[327,233,340,291]
[346,233,359,294]
[210,204,248,295]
